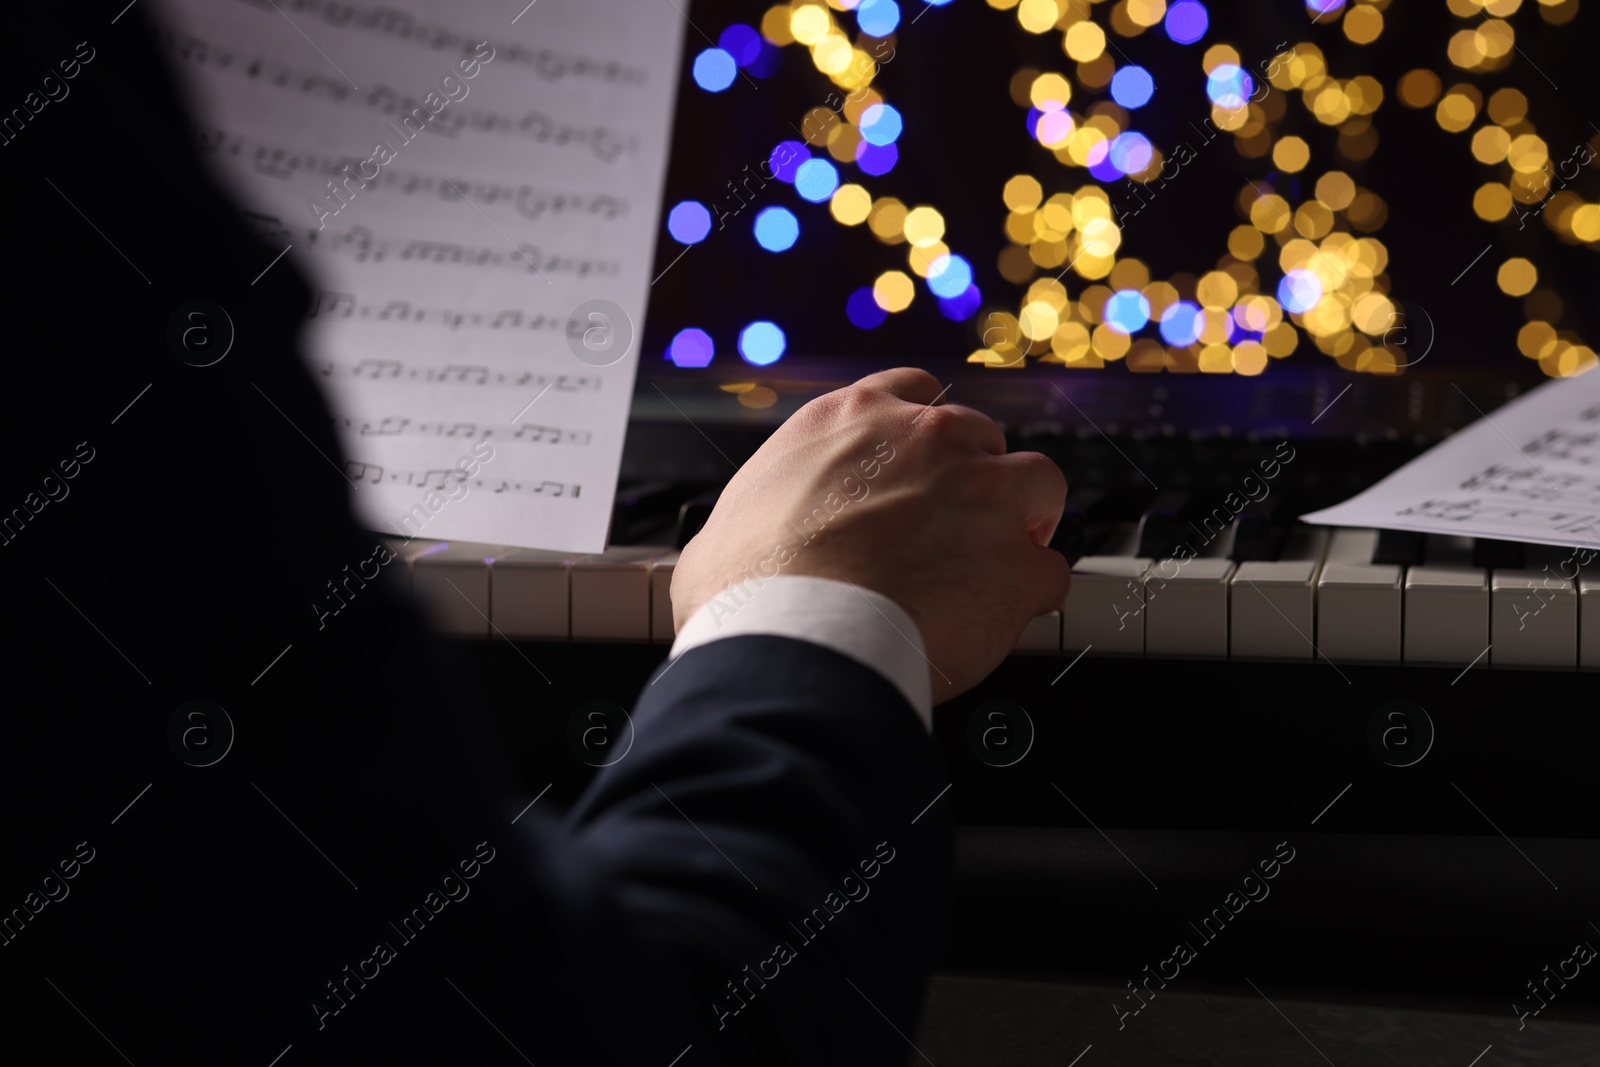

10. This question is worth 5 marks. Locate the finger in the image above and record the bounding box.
[930,402,1006,455]
[855,366,947,407]
[1024,543,1072,618]
[993,450,1068,545]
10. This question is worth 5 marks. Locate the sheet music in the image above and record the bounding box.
[152,0,684,551]
[1302,371,1600,550]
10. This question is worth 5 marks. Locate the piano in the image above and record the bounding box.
[376,371,1600,1008]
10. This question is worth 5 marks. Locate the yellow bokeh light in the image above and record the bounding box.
[1497,257,1537,296]
[1020,300,1060,340]
[907,240,950,278]
[1197,271,1238,308]
[761,5,796,45]
[1030,72,1073,110]
[1487,87,1528,125]
[1018,0,1062,34]
[1201,44,1240,75]
[1344,5,1383,44]
[1079,217,1122,257]
[873,270,915,312]
[868,197,907,244]
[1471,125,1512,164]
[1315,171,1357,211]
[902,206,946,247]
[1518,321,1557,359]
[1397,69,1441,109]
[1273,136,1311,173]
[830,184,872,225]
[1572,204,1600,242]
[1127,0,1167,27]
[812,33,853,74]
[1473,182,1514,221]
[1064,21,1107,62]
[1233,341,1269,375]
[1436,91,1479,133]
[1250,193,1291,233]
[1004,174,1044,213]
[1229,225,1266,260]
[1507,133,1549,174]
[790,5,832,46]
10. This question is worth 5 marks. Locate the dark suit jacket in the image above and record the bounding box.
[1,4,950,1063]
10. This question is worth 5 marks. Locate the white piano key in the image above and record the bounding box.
[1230,525,1328,660]
[1062,524,1149,655]
[1404,534,1489,666]
[1492,546,1578,669]
[1581,567,1600,671]
[1015,611,1061,652]
[406,541,495,637]
[571,546,665,641]
[1316,528,1403,663]
[1144,557,1235,658]
[650,550,680,644]
[490,548,573,640]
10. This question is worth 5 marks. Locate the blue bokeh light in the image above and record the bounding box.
[1103,290,1152,334]
[938,284,981,321]
[692,49,737,92]
[1278,270,1323,314]
[794,158,840,202]
[1086,140,1122,183]
[770,140,810,183]
[1108,132,1153,175]
[1206,64,1253,110]
[846,287,888,329]
[1158,301,1203,346]
[1110,66,1155,109]
[753,207,799,252]
[718,24,762,67]
[746,42,782,78]
[856,0,900,36]
[666,200,712,245]
[859,103,903,146]
[1306,0,1344,14]
[926,254,973,300]
[739,321,787,365]
[855,141,898,175]
[667,328,715,368]
[1164,0,1208,44]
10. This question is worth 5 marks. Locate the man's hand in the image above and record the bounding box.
[672,367,1070,703]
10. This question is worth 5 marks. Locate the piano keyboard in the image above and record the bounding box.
[384,524,1600,671]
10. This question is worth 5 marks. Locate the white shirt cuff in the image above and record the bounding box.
[668,575,933,732]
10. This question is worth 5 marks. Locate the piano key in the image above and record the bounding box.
[650,550,679,643]
[405,541,494,637]
[571,546,667,641]
[1403,534,1489,665]
[610,481,688,545]
[1134,491,1195,560]
[1316,528,1403,662]
[1372,528,1426,566]
[1472,537,1524,570]
[1049,487,1112,562]
[1143,557,1235,658]
[675,492,719,549]
[1581,567,1600,671]
[1061,524,1149,655]
[1015,611,1061,652]
[1229,525,1329,660]
[1491,545,1578,669]
[1227,495,1286,563]
[490,548,573,640]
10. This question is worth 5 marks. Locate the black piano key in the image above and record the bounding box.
[610,481,692,545]
[1228,496,1288,562]
[674,490,720,549]
[1471,537,1525,570]
[1049,487,1112,562]
[1135,491,1195,559]
[1371,528,1426,566]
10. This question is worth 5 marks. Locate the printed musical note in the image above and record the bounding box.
[359,417,410,436]
[309,290,356,318]
[346,461,385,484]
